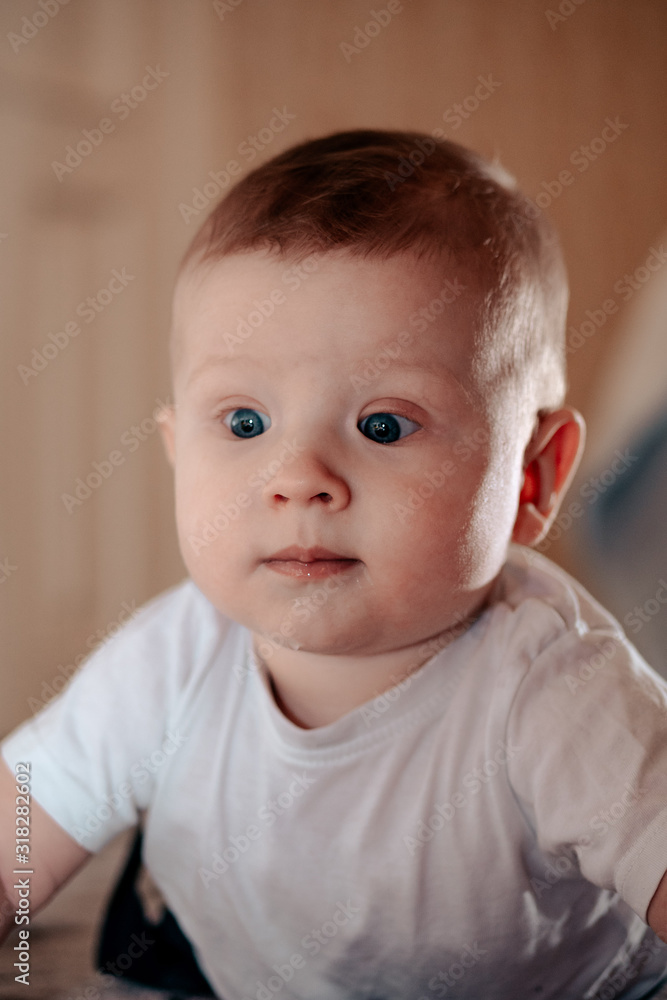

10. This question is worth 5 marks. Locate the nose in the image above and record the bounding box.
[262,447,351,512]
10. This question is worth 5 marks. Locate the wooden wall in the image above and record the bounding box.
[1,0,666,734]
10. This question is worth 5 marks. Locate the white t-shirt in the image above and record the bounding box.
[4,546,667,1000]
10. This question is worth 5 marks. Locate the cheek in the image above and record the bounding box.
[375,487,470,593]
[458,463,521,581]
[380,452,514,589]
[174,444,243,524]
[174,460,210,539]
[172,454,245,575]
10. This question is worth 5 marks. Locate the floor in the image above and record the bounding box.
[0,830,199,1000]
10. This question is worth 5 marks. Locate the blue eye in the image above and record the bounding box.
[224,408,271,438]
[358,412,420,444]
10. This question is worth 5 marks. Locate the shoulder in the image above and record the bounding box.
[59,579,245,711]
[496,543,626,636]
[0,582,247,853]
[115,578,236,658]
[494,543,666,698]
[479,546,667,761]
[482,544,633,673]
[467,545,620,694]
[499,547,667,804]
[494,556,667,923]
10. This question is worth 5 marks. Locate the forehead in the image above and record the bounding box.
[172,249,498,400]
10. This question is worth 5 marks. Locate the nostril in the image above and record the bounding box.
[269,491,337,505]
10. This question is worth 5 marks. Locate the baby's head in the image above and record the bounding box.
[160,129,584,661]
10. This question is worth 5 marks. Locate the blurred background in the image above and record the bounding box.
[2,0,667,740]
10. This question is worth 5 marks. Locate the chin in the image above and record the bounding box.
[253,616,373,659]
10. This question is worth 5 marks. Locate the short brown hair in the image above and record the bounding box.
[178,129,568,409]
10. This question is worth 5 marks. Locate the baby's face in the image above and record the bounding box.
[162,250,530,658]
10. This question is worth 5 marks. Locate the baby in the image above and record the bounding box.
[2,129,667,1000]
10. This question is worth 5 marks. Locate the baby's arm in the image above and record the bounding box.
[648,873,667,943]
[0,759,91,945]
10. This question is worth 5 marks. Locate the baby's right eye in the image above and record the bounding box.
[223,408,271,439]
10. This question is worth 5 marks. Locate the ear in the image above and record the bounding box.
[156,403,176,467]
[512,407,585,547]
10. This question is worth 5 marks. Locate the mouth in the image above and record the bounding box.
[264,546,359,579]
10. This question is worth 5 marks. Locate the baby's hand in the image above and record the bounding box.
[0,759,91,945]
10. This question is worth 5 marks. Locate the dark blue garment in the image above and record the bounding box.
[579,409,667,680]
[96,828,216,997]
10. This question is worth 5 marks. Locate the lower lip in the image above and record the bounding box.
[265,559,358,579]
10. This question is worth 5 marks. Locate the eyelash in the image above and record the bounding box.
[357,412,421,444]
[221,407,422,444]
[222,408,271,439]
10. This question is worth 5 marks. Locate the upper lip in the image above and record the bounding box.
[266,546,355,562]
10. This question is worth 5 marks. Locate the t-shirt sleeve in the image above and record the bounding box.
[507,626,667,921]
[1,582,202,853]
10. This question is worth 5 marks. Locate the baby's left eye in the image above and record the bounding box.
[358,412,421,444]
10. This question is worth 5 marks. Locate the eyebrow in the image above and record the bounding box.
[185,353,475,405]
[185,353,258,389]
[369,359,477,406]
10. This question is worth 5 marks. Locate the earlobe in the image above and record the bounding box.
[512,407,585,547]
[157,405,176,467]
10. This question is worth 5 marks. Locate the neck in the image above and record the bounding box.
[252,619,474,730]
